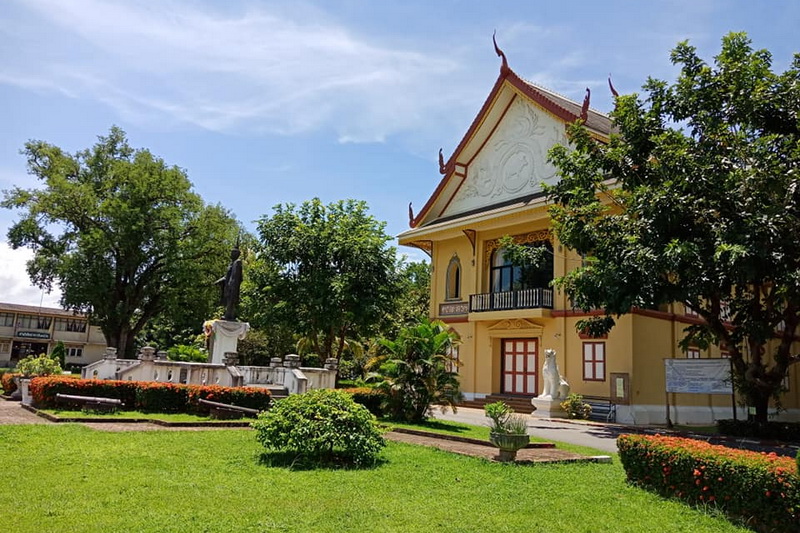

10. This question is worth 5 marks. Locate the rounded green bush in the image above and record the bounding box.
[251,389,385,466]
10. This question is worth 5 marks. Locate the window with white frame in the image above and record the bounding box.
[0,341,10,354]
[583,342,605,381]
[16,314,52,330]
[66,346,83,358]
[54,318,87,333]
[445,345,460,374]
[0,313,14,327]
[687,347,701,359]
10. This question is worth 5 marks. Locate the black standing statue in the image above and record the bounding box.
[217,245,243,321]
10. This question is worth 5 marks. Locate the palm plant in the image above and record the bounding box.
[376,318,462,422]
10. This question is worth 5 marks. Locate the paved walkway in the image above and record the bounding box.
[433,406,624,453]
[0,398,50,424]
[433,406,800,456]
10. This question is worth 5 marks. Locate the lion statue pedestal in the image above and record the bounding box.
[531,349,569,418]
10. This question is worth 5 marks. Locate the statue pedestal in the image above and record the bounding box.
[208,320,250,365]
[531,397,567,418]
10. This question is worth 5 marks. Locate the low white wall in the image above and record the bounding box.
[78,348,338,396]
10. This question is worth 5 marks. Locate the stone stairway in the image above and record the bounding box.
[247,384,289,400]
[458,394,537,414]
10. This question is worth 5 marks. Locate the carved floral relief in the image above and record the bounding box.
[445,98,566,216]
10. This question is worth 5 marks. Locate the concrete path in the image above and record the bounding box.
[0,399,51,424]
[432,406,624,453]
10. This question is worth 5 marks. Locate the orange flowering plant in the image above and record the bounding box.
[617,434,798,532]
[30,376,271,414]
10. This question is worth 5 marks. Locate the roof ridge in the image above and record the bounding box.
[517,76,610,118]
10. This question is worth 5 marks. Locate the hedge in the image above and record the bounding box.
[617,434,799,532]
[340,387,387,416]
[1,372,19,395]
[29,377,272,414]
[717,419,800,443]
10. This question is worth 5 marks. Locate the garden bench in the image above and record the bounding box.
[197,398,260,420]
[55,393,123,412]
[583,397,616,423]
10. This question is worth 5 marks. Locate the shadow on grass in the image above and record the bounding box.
[389,419,472,434]
[257,450,387,471]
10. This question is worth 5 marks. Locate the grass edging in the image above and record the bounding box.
[21,404,252,427]
[389,426,556,449]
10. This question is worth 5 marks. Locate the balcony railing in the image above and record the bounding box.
[469,288,554,312]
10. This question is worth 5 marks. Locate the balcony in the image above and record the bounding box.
[470,288,553,312]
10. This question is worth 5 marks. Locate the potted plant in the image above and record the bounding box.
[485,401,530,462]
[15,354,62,406]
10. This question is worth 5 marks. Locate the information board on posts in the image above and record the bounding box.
[664,358,732,395]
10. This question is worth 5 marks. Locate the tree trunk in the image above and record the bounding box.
[748,392,771,424]
[104,326,137,359]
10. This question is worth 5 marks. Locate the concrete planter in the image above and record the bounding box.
[490,432,530,462]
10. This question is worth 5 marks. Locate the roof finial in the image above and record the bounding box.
[438,148,446,175]
[492,30,509,75]
[408,202,415,227]
[608,75,619,98]
[580,87,590,121]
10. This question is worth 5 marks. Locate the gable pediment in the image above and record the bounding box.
[441,95,567,218]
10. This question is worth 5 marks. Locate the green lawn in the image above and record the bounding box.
[1,424,747,532]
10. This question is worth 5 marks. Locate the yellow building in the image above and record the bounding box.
[399,50,799,425]
[0,302,107,369]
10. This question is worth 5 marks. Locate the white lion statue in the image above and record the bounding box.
[538,349,570,400]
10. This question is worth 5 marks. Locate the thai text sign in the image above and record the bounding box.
[17,331,50,340]
[664,358,731,395]
[439,302,469,316]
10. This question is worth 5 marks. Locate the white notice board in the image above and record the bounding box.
[664,358,732,395]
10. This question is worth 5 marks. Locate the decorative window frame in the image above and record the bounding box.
[445,254,462,301]
[582,341,606,381]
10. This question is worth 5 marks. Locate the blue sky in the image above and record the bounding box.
[1,0,798,307]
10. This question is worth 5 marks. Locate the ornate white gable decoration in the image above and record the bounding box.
[487,318,544,336]
[443,97,568,217]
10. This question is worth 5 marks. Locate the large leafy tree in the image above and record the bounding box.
[544,33,799,422]
[251,198,400,361]
[3,127,239,358]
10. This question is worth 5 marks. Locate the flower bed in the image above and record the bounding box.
[1,372,19,395]
[617,434,799,532]
[29,377,271,414]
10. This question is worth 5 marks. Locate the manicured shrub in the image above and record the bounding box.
[340,387,387,416]
[717,419,800,443]
[29,376,272,414]
[135,382,189,412]
[1,372,19,395]
[187,385,271,413]
[31,377,139,408]
[618,434,799,532]
[252,388,385,466]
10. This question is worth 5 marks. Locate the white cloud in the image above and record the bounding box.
[0,242,62,308]
[1,0,467,142]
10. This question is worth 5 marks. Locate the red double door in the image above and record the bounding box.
[502,338,538,395]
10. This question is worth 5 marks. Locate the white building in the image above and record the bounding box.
[0,302,106,368]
